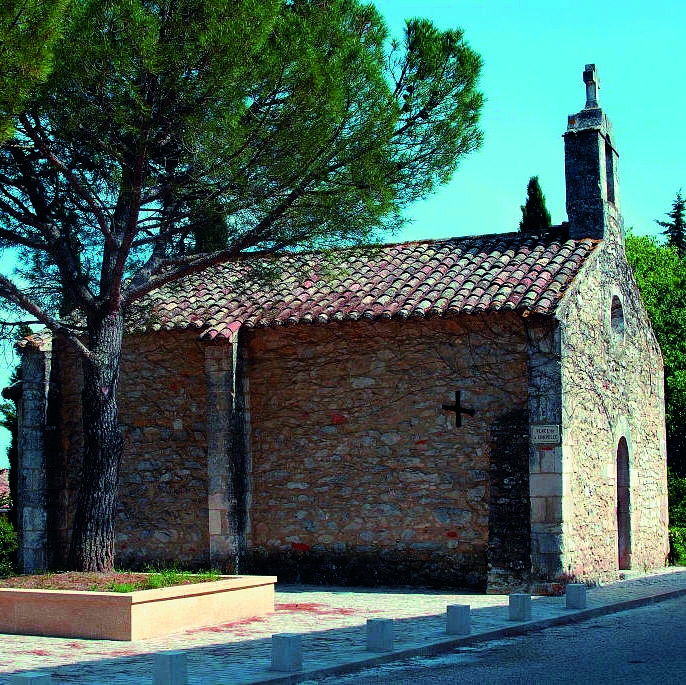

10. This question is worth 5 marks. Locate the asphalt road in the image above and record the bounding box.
[313,595,686,684]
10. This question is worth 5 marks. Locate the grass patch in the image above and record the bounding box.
[1,569,223,592]
[101,568,221,593]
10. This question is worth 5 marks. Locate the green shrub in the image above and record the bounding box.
[668,470,686,565]
[669,526,686,565]
[669,470,686,525]
[0,517,18,577]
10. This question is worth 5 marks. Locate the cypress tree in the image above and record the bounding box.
[519,176,551,236]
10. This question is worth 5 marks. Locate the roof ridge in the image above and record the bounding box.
[128,234,602,338]
[205,231,586,266]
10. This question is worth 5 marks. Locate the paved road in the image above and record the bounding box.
[314,595,686,684]
[3,570,686,684]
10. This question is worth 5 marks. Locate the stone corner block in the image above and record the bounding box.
[529,473,563,498]
[21,548,48,575]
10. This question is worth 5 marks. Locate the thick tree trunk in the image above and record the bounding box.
[68,310,124,571]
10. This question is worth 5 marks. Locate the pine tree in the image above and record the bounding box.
[519,176,551,236]
[656,191,686,257]
[0,0,484,571]
[0,1,70,142]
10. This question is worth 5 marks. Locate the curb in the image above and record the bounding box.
[248,585,686,684]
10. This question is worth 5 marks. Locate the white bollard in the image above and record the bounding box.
[446,604,471,635]
[508,593,532,621]
[366,618,394,652]
[153,651,187,685]
[10,674,52,685]
[271,633,303,672]
[566,583,587,609]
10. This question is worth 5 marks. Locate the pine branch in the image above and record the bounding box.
[0,273,91,359]
[18,114,116,250]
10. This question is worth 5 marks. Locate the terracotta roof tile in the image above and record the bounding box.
[131,233,599,339]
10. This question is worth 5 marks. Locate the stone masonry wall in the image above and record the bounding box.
[52,332,210,569]
[556,230,669,582]
[243,315,529,589]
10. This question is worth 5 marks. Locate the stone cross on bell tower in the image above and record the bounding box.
[563,64,623,242]
[583,63,599,109]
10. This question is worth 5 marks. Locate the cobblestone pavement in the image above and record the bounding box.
[2,568,685,684]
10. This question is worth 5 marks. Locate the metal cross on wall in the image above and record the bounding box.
[441,390,475,428]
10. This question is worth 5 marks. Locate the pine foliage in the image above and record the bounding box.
[0,0,485,311]
[625,233,686,475]
[0,0,485,571]
[656,190,686,257]
[0,0,70,142]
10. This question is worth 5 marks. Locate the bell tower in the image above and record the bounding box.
[563,64,622,242]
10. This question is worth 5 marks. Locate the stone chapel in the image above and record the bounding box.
[12,65,669,591]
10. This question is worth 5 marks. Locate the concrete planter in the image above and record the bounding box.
[0,575,276,640]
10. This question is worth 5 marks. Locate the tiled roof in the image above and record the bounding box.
[132,232,599,340]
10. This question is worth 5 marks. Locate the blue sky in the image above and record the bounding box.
[0,1,684,467]
[376,0,686,243]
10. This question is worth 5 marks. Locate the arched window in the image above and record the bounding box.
[617,437,631,570]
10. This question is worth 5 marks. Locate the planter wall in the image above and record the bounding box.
[0,575,276,640]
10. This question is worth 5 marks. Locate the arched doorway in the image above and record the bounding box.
[617,437,631,569]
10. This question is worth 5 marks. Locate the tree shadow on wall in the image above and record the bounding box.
[487,406,531,589]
